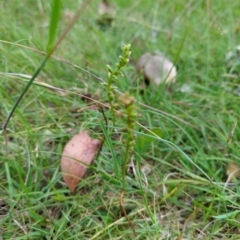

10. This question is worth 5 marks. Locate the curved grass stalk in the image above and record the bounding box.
[3,0,92,154]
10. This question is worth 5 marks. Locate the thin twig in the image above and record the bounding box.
[0,39,104,83]
[120,189,136,237]
[47,0,92,57]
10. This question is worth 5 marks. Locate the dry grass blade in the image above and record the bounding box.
[0,40,103,82]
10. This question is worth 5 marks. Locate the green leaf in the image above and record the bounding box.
[136,128,163,152]
[46,0,62,54]
[141,128,163,144]
[213,210,240,219]
[149,128,163,138]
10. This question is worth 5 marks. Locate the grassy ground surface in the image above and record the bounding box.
[1,0,240,239]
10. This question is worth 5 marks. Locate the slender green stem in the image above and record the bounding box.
[106,70,116,124]
[119,93,137,189]
[3,58,47,131]
[2,0,92,132]
[122,139,132,190]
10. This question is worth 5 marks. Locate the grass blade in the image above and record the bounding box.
[46,0,62,54]
[2,0,91,137]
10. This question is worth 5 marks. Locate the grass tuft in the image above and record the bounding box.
[1,1,240,239]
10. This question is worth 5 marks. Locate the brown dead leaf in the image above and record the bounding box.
[60,131,103,193]
[226,162,239,183]
[136,52,177,86]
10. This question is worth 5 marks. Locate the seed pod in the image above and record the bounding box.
[60,131,103,193]
[136,52,177,85]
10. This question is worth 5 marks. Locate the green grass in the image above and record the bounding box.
[1,0,240,239]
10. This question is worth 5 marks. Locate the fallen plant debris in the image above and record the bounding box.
[136,52,177,86]
[97,0,116,29]
[60,131,103,193]
[226,162,239,183]
[0,199,9,217]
